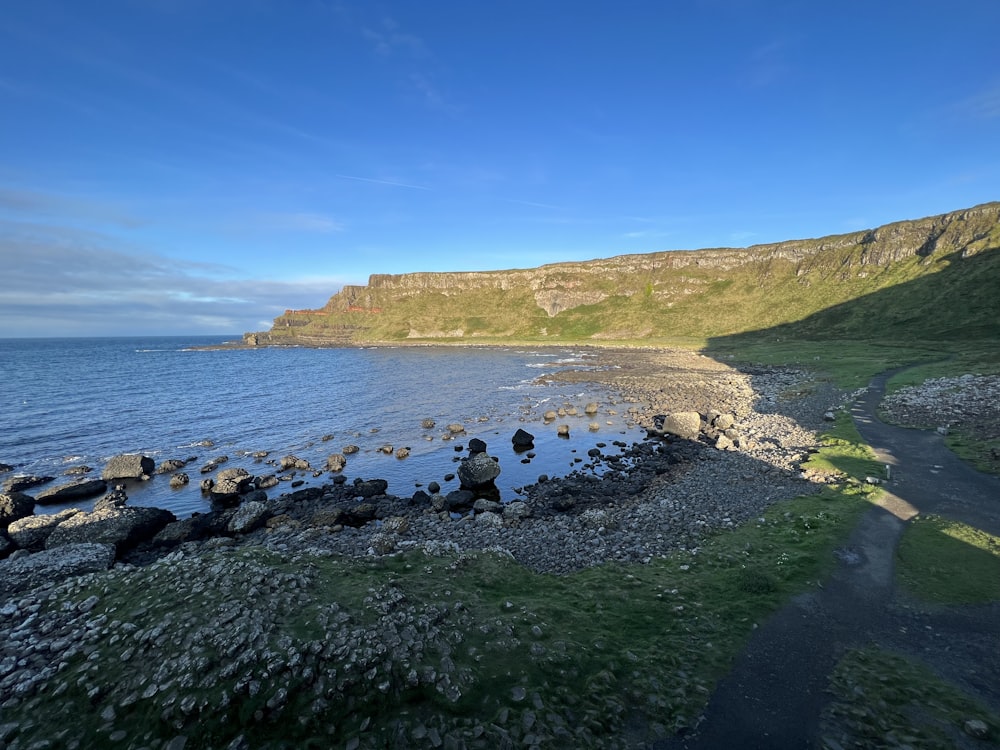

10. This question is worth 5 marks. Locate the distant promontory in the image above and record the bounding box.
[246,202,1000,346]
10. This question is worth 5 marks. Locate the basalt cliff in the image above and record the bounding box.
[247,202,1000,346]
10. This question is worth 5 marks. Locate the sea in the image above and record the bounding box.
[0,336,644,518]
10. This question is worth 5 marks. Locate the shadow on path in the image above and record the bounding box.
[659,369,1000,750]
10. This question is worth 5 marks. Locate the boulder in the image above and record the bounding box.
[228,501,269,534]
[468,438,487,454]
[421,418,436,429]
[445,489,475,510]
[395,447,410,459]
[256,474,279,489]
[458,452,501,489]
[212,468,254,498]
[511,429,535,449]
[7,509,83,552]
[475,510,503,528]
[0,491,35,527]
[354,478,389,498]
[63,465,92,476]
[585,402,600,415]
[169,472,190,488]
[102,454,155,481]
[0,531,12,559]
[45,506,176,554]
[93,485,129,512]
[663,412,702,440]
[447,423,466,434]
[35,479,108,505]
[155,458,190,474]
[326,454,347,472]
[0,543,115,600]
[504,501,531,522]
[0,462,12,474]
[280,455,310,470]
[3,475,54,493]
[473,498,502,513]
[557,424,570,437]
[342,445,360,455]
[712,413,736,431]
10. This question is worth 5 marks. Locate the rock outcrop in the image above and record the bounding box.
[245,202,1000,346]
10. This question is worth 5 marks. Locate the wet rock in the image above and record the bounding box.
[7,509,82,551]
[212,468,254,499]
[102,454,155,481]
[35,479,108,504]
[45,505,176,554]
[512,429,535,449]
[354,479,389,499]
[256,475,279,489]
[228,501,269,534]
[155,458,191,474]
[468,438,487,454]
[280,455,311,470]
[0,492,35,527]
[457,453,501,489]
[3,475,54,493]
[326,454,347,472]
[169,473,190,488]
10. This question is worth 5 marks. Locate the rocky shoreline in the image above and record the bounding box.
[0,348,847,749]
[1,350,841,579]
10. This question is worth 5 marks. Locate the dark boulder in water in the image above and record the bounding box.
[35,479,108,504]
[511,428,535,450]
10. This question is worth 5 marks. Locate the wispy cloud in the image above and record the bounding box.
[0,222,343,336]
[333,173,431,191]
[744,38,797,89]
[0,187,143,228]
[956,84,1000,121]
[255,212,344,233]
[501,197,565,210]
[362,17,426,58]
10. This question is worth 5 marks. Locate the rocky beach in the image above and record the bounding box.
[1,347,853,749]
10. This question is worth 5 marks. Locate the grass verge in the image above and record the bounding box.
[822,647,1000,749]
[896,514,1000,604]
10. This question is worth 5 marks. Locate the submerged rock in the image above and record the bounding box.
[35,479,108,504]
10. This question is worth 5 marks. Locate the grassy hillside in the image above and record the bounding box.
[251,203,1000,346]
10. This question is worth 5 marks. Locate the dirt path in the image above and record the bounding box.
[659,369,1000,750]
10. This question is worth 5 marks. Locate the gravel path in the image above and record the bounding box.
[662,368,1000,750]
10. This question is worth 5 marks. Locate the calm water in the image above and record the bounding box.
[0,337,642,517]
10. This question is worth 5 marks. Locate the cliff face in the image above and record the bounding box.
[248,202,1000,345]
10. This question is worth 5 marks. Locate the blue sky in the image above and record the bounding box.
[2,0,998,336]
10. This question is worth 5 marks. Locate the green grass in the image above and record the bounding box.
[802,411,886,480]
[944,431,1000,475]
[10,482,875,749]
[896,514,1000,604]
[822,647,1000,749]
